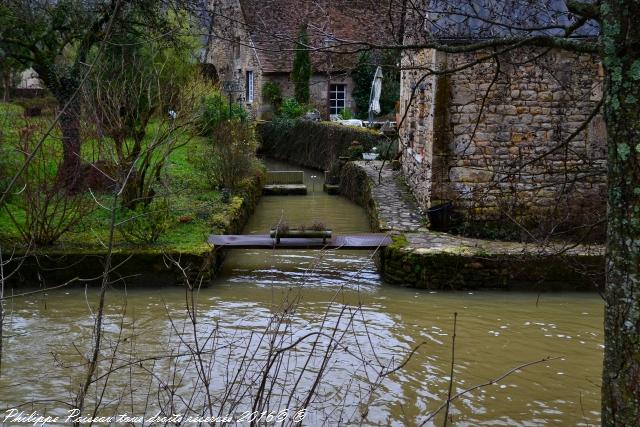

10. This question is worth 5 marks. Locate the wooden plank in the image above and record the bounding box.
[208,234,392,249]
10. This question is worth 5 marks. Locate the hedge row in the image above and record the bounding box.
[257,119,384,170]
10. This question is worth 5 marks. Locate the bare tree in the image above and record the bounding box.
[201,1,639,424]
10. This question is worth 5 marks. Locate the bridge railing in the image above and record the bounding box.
[265,170,305,185]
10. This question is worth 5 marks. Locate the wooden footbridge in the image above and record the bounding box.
[208,234,392,250]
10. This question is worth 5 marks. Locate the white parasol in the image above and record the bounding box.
[368,66,383,121]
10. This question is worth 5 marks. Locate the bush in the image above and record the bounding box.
[291,25,311,103]
[375,139,397,160]
[259,120,383,170]
[351,50,400,119]
[196,121,260,190]
[118,199,174,244]
[278,98,307,120]
[5,129,94,246]
[199,92,247,135]
[339,108,354,120]
[13,96,58,115]
[262,81,283,109]
[0,142,12,199]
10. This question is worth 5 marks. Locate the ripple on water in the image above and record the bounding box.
[0,160,605,425]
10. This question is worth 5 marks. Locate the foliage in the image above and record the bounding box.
[351,52,376,119]
[374,138,397,160]
[196,121,260,191]
[0,103,21,197]
[338,108,354,120]
[0,102,261,253]
[85,38,203,209]
[2,121,93,246]
[379,51,401,118]
[259,120,382,170]
[348,143,365,160]
[118,199,174,244]
[0,0,198,189]
[0,146,11,198]
[199,91,248,135]
[291,25,311,104]
[13,96,58,114]
[351,50,400,119]
[307,220,327,231]
[262,81,283,109]
[278,98,307,119]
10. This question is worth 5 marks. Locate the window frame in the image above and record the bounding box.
[329,83,347,115]
[246,70,254,103]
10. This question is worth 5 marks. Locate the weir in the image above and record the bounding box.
[208,233,391,249]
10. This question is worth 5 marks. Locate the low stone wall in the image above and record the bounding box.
[4,173,264,288]
[338,162,381,232]
[380,235,604,291]
[341,161,605,290]
[258,120,383,170]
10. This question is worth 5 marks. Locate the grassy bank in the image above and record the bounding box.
[0,102,261,256]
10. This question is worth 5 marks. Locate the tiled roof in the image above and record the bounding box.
[239,0,399,74]
[424,0,599,40]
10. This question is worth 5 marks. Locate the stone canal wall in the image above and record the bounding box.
[340,161,605,290]
[4,174,264,287]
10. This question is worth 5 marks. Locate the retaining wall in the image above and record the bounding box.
[3,174,264,288]
[339,161,605,290]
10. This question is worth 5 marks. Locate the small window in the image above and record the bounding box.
[233,36,241,59]
[246,71,254,103]
[329,84,346,115]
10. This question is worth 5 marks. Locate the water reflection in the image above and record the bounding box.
[0,159,603,425]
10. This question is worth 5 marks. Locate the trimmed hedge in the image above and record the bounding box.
[258,119,384,170]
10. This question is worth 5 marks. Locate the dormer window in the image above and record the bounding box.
[233,36,241,59]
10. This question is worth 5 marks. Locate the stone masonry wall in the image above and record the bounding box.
[399,48,438,209]
[263,74,356,120]
[206,0,263,118]
[400,47,607,230]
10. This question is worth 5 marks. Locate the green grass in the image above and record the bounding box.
[0,102,251,255]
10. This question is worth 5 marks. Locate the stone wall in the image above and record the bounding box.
[262,74,357,120]
[380,241,604,291]
[399,47,607,232]
[338,162,381,232]
[205,0,263,119]
[4,173,265,288]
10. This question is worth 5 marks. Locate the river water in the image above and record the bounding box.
[0,160,603,426]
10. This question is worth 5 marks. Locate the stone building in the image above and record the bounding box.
[399,2,606,233]
[204,0,398,119]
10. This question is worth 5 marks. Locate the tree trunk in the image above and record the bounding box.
[2,74,10,102]
[56,92,83,192]
[600,2,640,425]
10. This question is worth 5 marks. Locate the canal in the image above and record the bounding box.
[0,160,603,425]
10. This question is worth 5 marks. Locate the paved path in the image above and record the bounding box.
[356,161,604,256]
[355,161,427,233]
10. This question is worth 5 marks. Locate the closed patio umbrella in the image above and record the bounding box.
[368,66,383,122]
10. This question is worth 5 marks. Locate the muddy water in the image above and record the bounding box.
[0,160,603,425]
